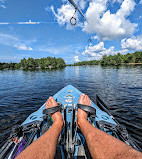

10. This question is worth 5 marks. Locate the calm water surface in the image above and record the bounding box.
[0,65,142,148]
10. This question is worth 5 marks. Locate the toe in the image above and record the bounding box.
[87,96,91,106]
[50,96,58,106]
[46,100,50,108]
[48,98,52,105]
[86,95,89,101]
[85,95,88,101]
[81,94,85,98]
[49,97,55,103]
[49,96,53,100]
[79,94,85,104]
[89,100,91,106]
[51,97,56,103]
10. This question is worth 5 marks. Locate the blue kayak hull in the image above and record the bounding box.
[22,85,116,126]
[0,85,141,159]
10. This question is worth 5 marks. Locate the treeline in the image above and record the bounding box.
[69,60,100,66]
[0,57,66,70]
[73,52,142,66]
[101,52,142,66]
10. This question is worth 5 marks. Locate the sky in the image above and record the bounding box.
[0,0,142,64]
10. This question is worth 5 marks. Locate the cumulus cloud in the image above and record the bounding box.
[74,55,80,62]
[82,43,114,60]
[50,0,137,40]
[50,4,77,29]
[83,0,137,40]
[82,42,128,60]
[116,0,135,17]
[121,36,142,51]
[83,42,106,55]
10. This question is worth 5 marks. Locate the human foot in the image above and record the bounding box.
[77,94,91,126]
[46,97,63,124]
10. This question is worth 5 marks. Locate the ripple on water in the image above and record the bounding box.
[0,66,142,149]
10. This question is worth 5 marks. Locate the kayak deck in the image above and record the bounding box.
[22,85,116,126]
[0,85,141,159]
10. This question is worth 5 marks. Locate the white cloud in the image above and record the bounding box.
[50,0,88,29]
[93,35,99,40]
[0,33,33,51]
[74,55,80,62]
[140,0,142,4]
[16,45,33,51]
[116,0,135,17]
[82,42,113,59]
[121,36,142,51]
[83,42,106,55]
[50,4,77,29]
[75,0,86,10]
[51,0,137,41]
[83,0,137,40]
[82,42,129,60]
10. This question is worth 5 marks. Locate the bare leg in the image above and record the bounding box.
[16,97,63,159]
[77,94,142,159]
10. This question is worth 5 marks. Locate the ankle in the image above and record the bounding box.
[77,118,88,128]
[53,120,64,128]
[52,112,63,122]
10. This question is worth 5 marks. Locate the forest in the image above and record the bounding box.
[72,60,100,66]
[0,57,66,70]
[73,52,142,66]
[0,52,142,70]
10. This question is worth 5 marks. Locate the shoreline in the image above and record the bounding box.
[1,63,142,70]
[67,63,142,67]
[122,63,142,65]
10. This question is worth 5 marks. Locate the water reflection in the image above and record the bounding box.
[75,66,79,79]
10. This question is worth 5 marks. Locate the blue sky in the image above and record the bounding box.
[0,0,142,64]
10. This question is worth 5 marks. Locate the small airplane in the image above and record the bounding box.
[17,20,40,24]
[0,20,40,25]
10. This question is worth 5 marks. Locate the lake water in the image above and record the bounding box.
[0,65,142,148]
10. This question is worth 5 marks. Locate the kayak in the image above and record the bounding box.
[0,85,141,159]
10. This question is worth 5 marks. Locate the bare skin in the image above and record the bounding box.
[77,94,142,159]
[16,97,63,159]
[16,94,142,159]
